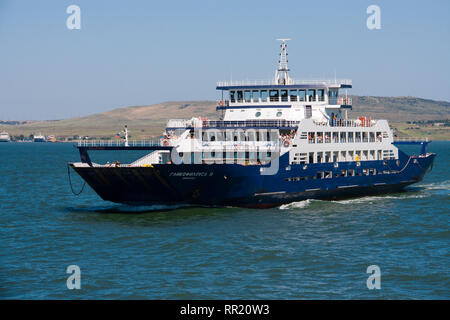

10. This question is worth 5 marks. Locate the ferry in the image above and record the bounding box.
[33,133,46,142]
[69,40,435,208]
[0,131,10,142]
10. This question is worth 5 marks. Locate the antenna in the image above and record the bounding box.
[124,125,129,147]
[275,38,291,85]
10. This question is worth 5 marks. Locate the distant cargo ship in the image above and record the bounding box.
[0,131,10,142]
[69,40,435,208]
[33,134,46,142]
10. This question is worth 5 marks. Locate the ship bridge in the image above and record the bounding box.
[216,39,352,122]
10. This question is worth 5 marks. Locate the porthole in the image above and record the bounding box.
[255,112,261,117]
[276,111,282,117]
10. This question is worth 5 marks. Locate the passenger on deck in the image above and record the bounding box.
[377,133,382,142]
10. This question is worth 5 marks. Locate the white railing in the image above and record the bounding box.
[77,139,161,147]
[394,137,429,142]
[329,96,352,105]
[166,119,193,128]
[314,118,377,128]
[216,79,352,87]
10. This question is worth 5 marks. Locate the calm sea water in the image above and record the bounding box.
[0,142,448,299]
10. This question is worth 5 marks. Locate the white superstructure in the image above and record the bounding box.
[140,39,397,167]
[0,131,10,142]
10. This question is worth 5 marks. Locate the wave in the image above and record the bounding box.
[415,180,450,191]
[279,192,430,210]
[332,193,428,205]
[279,199,316,210]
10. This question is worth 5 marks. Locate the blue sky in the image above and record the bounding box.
[0,0,449,120]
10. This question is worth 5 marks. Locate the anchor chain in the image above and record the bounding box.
[67,164,86,196]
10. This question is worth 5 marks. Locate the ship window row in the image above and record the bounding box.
[303,131,385,143]
[177,151,273,165]
[292,149,394,164]
[200,130,278,142]
[229,89,328,103]
[285,168,381,181]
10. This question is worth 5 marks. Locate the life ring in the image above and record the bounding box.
[283,140,290,147]
[218,100,224,106]
[162,139,169,146]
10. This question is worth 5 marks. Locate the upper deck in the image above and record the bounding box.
[216,79,352,90]
[215,40,353,122]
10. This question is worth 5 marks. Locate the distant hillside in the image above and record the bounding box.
[1,96,449,140]
[348,96,450,122]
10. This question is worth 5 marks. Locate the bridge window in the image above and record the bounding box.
[260,90,268,102]
[308,89,316,102]
[340,132,346,143]
[329,89,338,104]
[269,90,279,102]
[237,90,243,102]
[299,89,306,101]
[244,90,251,103]
[230,91,236,103]
[252,90,260,102]
[281,89,288,102]
[289,90,298,101]
[370,132,375,142]
[317,89,325,102]
[355,132,361,143]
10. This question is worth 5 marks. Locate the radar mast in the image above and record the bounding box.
[275,38,291,85]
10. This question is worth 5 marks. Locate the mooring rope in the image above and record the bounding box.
[67,165,86,196]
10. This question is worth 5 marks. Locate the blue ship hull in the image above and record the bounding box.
[71,150,435,208]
